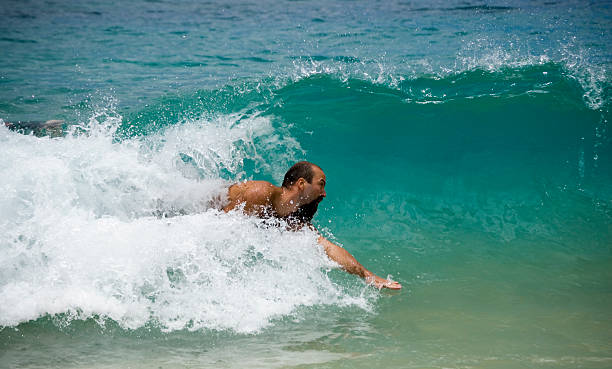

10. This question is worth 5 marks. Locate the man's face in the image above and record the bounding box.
[302,167,326,205]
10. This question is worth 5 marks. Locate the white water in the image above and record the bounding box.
[0,112,373,333]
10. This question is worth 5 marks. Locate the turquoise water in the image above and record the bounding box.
[1,1,611,368]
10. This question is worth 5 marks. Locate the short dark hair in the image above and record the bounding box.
[282,161,319,188]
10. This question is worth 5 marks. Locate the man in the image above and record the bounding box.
[223,161,402,290]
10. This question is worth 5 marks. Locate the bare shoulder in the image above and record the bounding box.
[242,181,278,203]
[224,181,279,212]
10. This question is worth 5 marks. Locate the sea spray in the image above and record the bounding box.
[0,112,375,333]
[0,209,366,333]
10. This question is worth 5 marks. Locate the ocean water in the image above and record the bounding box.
[1,0,611,368]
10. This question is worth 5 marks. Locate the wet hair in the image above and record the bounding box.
[282,161,318,188]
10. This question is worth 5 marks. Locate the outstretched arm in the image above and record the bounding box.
[317,236,402,290]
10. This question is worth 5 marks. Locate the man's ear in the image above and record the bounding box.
[296,177,306,190]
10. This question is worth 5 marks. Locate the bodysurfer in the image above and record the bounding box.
[223,161,401,290]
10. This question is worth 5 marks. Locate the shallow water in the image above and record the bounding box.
[1,0,611,368]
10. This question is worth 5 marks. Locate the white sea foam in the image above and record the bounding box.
[0,110,372,333]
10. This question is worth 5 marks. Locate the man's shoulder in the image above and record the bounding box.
[244,180,276,190]
[239,181,279,203]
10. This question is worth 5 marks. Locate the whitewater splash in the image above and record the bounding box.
[0,111,374,333]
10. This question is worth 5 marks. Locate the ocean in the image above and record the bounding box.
[1,0,611,368]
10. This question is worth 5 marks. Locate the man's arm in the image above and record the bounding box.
[317,236,402,290]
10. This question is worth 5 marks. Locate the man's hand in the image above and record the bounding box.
[366,274,402,290]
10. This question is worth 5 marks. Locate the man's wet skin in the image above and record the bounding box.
[223,162,401,290]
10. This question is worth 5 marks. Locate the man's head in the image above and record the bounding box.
[282,161,326,205]
[282,162,326,225]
